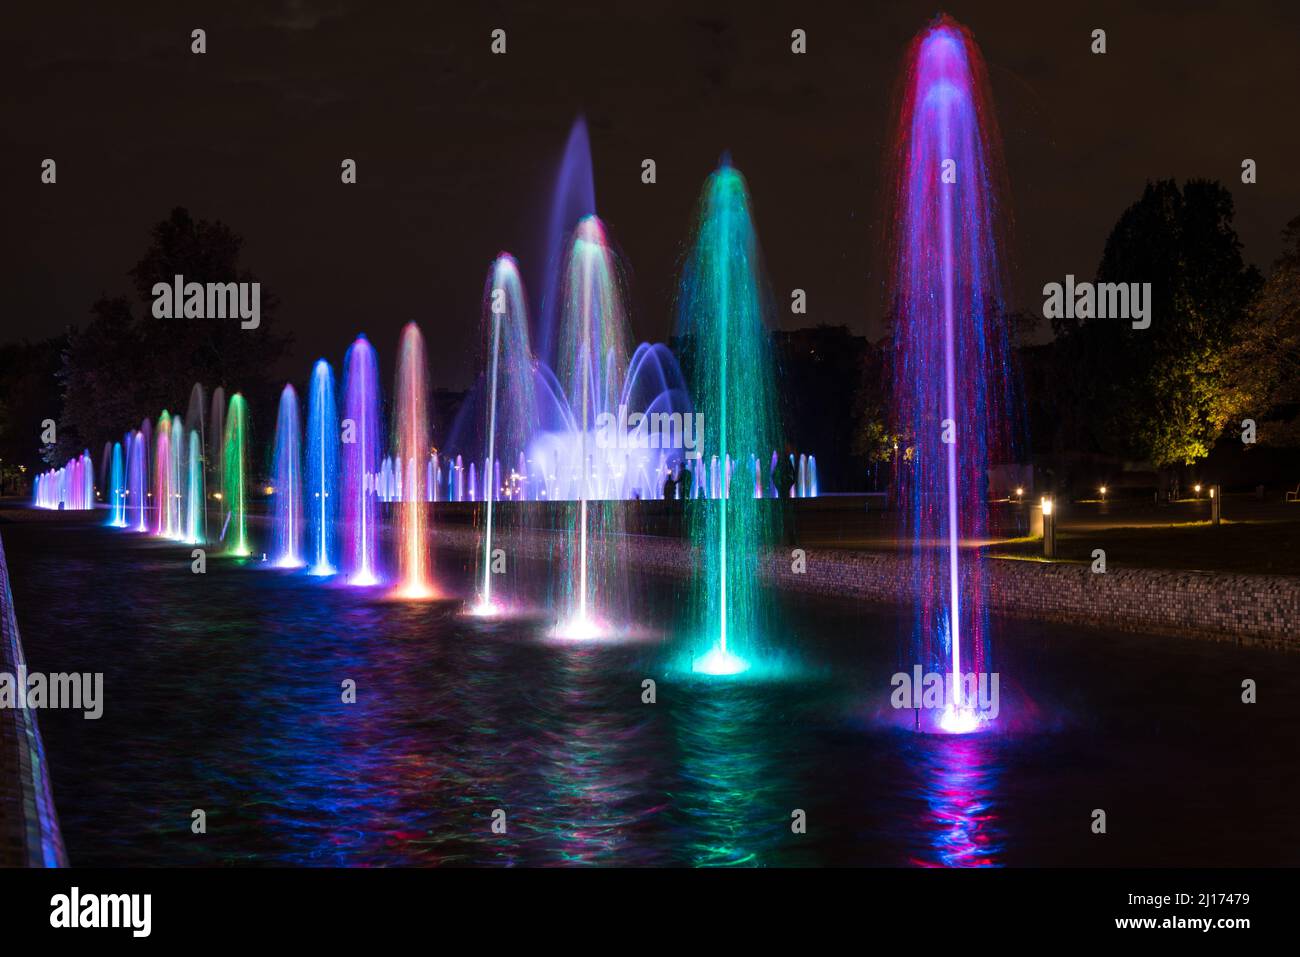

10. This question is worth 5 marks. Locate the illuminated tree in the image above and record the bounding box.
[1053,180,1261,467]
[1224,215,1300,446]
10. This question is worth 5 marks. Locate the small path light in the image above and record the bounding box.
[1211,485,1221,526]
[1041,496,1056,558]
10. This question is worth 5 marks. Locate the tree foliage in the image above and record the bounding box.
[51,208,291,463]
[1050,179,1261,467]
[0,337,63,489]
[1224,215,1300,445]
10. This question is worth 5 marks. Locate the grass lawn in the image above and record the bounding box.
[989,519,1300,576]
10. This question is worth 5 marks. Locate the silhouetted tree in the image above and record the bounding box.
[775,325,869,489]
[129,207,291,410]
[52,208,292,464]
[1052,180,1261,467]
[52,297,142,463]
[0,336,64,491]
[850,338,898,488]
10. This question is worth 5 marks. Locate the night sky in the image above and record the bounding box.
[5,0,1298,389]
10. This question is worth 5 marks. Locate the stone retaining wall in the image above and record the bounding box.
[436,525,1300,649]
[0,531,67,866]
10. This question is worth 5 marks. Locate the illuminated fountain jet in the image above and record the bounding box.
[676,159,783,676]
[887,16,1018,731]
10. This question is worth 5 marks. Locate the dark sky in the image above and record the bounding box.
[5,0,1299,390]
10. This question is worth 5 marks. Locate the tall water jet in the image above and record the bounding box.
[306,360,340,576]
[391,322,438,599]
[81,450,94,508]
[129,427,148,531]
[222,394,250,556]
[551,216,631,638]
[342,336,382,585]
[139,418,153,527]
[677,160,783,675]
[185,430,204,544]
[108,441,127,527]
[153,412,174,537]
[209,386,225,542]
[186,384,207,453]
[887,16,1017,731]
[186,383,208,543]
[170,414,186,541]
[471,254,537,616]
[98,442,113,510]
[538,116,598,368]
[271,385,304,568]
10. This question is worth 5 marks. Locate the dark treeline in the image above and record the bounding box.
[0,208,292,491]
[785,180,1300,497]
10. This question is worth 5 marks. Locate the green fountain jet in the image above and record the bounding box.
[677,161,784,676]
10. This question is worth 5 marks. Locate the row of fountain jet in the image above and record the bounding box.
[39,12,1019,717]
[47,159,791,676]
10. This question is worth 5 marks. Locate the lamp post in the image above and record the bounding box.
[1041,496,1056,559]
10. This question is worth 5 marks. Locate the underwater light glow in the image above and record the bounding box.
[391,580,438,601]
[691,646,750,676]
[937,705,983,735]
[551,613,609,642]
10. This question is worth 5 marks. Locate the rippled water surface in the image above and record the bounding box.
[6,518,1298,866]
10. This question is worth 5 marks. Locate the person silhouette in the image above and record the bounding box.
[774,453,796,499]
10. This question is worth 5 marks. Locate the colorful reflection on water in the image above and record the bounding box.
[9,520,1300,867]
[903,732,1004,867]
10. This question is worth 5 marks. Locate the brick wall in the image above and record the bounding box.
[0,531,68,866]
